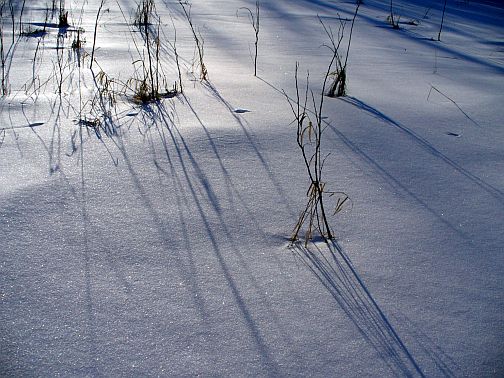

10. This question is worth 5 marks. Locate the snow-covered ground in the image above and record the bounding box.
[1,0,503,376]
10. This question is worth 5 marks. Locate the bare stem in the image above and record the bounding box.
[90,0,105,69]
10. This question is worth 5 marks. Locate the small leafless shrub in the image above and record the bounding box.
[71,28,85,49]
[58,10,69,28]
[325,3,360,98]
[388,0,400,29]
[114,0,180,103]
[285,62,348,245]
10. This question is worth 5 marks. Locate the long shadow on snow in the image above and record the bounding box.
[169,88,313,317]
[180,93,279,239]
[156,100,309,370]
[293,240,456,377]
[112,119,213,323]
[341,96,504,204]
[73,122,102,376]
[363,0,504,29]
[267,0,504,75]
[201,80,297,219]
[116,100,287,375]
[152,98,315,370]
[69,105,136,375]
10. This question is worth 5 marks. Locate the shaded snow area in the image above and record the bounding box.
[1,0,503,376]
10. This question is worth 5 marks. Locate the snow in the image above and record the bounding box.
[1,0,503,376]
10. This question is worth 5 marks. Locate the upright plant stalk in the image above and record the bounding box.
[437,0,447,41]
[56,33,64,94]
[180,1,207,80]
[90,0,105,70]
[0,2,12,97]
[343,3,359,74]
[314,32,340,240]
[19,0,26,36]
[170,17,183,93]
[0,3,6,96]
[144,19,156,99]
[238,1,260,76]
[155,22,160,94]
[390,0,394,26]
[254,1,259,76]
[389,0,399,29]
[9,1,14,45]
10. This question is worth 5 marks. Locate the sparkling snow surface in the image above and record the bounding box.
[1,0,503,376]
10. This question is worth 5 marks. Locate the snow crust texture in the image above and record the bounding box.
[1,0,503,376]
